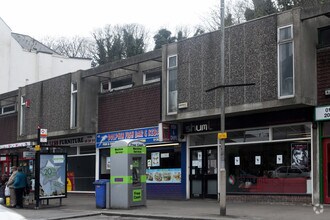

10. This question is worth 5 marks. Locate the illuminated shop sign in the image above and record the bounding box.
[96,126,159,148]
[0,142,33,149]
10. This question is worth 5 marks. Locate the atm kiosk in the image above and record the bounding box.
[110,140,146,209]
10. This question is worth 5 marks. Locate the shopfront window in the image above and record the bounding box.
[226,141,311,194]
[99,148,110,179]
[146,146,181,183]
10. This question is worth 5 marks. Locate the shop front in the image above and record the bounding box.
[315,106,330,204]
[185,119,313,200]
[0,142,35,178]
[47,135,96,192]
[96,124,186,199]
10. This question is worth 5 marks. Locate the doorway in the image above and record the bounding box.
[323,139,330,203]
[190,147,217,198]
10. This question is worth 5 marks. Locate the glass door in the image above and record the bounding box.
[190,147,217,198]
[323,139,330,204]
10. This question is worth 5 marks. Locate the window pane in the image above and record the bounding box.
[169,56,177,68]
[319,26,330,47]
[72,83,77,91]
[168,69,177,113]
[279,27,292,41]
[80,146,96,154]
[226,142,311,194]
[279,42,293,96]
[3,105,15,113]
[111,76,132,89]
[145,71,161,82]
[273,124,311,140]
[190,133,217,146]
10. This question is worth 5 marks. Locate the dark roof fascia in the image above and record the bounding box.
[81,49,162,79]
[0,90,18,100]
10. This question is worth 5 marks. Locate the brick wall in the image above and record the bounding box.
[0,114,17,145]
[98,83,161,133]
[317,48,330,105]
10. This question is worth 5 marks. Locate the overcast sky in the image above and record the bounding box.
[0,0,220,40]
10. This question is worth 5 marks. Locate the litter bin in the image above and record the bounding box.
[93,179,109,208]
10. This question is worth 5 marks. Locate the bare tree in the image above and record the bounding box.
[41,36,94,59]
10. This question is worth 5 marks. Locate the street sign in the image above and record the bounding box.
[315,106,330,121]
[218,132,227,139]
[40,128,48,143]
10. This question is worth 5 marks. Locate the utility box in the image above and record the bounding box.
[110,140,146,209]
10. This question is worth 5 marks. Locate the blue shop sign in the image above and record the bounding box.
[96,126,159,148]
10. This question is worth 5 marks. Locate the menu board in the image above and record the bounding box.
[146,168,181,183]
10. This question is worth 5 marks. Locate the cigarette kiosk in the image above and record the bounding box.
[110,140,146,209]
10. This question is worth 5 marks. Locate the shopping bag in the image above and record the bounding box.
[4,186,10,197]
[5,197,10,206]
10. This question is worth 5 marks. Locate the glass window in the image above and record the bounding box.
[226,141,311,194]
[319,26,330,48]
[100,148,110,179]
[20,96,25,136]
[100,81,109,93]
[3,105,15,114]
[190,133,217,146]
[147,146,181,169]
[111,75,133,91]
[144,71,161,84]
[79,146,96,154]
[167,55,178,114]
[278,25,294,98]
[273,124,311,140]
[70,82,77,128]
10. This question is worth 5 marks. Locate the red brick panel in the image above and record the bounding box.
[0,114,18,145]
[98,83,161,133]
[317,48,330,105]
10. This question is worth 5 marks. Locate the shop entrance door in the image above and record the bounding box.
[323,139,330,204]
[190,147,217,198]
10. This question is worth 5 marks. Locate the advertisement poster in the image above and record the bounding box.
[291,143,309,169]
[39,154,67,199]
[151,152,160,167]
[146,168,181,183]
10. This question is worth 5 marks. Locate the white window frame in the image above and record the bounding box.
[70,82,78,129]
[167,55,178,115]
[143,71,161,84]
[0,104,16,115]
[277,25,294,99]
[110,75,133,91]
[20,96,25,136]
[100,81,110,93]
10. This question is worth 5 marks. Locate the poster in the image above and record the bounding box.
[234,157,240,166]
[291,143,309,169]
[106,157,111,170]
[146,168,181,183]
[151,152,160,166]
[276,155,283,164]
[39,154,67,199]
[255,156,261,165]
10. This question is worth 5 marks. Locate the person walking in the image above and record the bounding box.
[13,167,27,208]
[6,166,18,207]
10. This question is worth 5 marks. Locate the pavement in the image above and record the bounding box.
[3,193,330,220]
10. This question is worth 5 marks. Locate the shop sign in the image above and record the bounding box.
[47,135,95,146]
[40,128,48,143]
[23,151,35,159]
[315,105,330,121]
[183,120,216,134]
[0,142,33,149]
[96,126,159,148]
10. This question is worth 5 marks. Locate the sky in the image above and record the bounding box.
[0,0,220,41]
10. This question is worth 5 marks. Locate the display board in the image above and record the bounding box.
[39,153,67,199]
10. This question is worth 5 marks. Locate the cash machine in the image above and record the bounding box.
[110,140,146,209]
